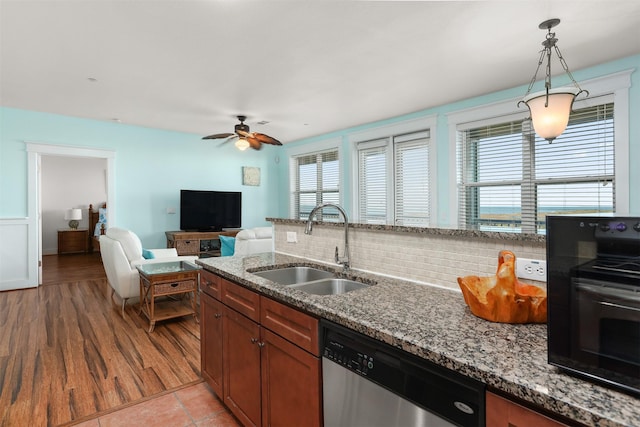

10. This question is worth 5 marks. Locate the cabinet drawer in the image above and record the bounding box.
[154,279,196,296]
[175,239,199,255]
[261,297,319,356]
[222,279,260,322]
[201,270,222,300]
[486,392,568,427]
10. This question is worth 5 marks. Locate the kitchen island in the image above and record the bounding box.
[197,252,639,427]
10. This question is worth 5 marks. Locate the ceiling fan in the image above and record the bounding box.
[202,115,282,151]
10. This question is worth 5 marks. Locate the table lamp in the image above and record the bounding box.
[65,208,82,229]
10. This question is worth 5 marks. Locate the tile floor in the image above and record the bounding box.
[74,382,240,427]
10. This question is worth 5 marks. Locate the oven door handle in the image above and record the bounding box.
[576,283,640,306]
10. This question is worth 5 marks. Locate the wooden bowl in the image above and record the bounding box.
[457,250,547,323]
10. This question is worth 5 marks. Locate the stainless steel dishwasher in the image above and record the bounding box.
[321,320,485,427]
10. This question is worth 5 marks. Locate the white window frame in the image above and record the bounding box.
[446,70,632,229]
[288,137,342,219]
[349,115,437,225]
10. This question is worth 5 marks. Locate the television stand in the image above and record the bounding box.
[165,230,240,258]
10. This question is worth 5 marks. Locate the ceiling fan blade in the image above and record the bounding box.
[246,136,263,150]
[202,132,235,140]
[252,132,282,146]
[236,129,252,138]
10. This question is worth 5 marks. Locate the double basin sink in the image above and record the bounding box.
[250,266,371,296]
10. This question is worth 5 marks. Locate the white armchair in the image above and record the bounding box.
[99,227,198,315]
[233,226,273,257]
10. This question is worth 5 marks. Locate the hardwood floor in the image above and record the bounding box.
[0,254,203,427]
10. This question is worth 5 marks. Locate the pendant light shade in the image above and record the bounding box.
[523,88,580,141]
[519,19,587,143]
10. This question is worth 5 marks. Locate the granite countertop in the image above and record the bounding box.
[196,252,639,427]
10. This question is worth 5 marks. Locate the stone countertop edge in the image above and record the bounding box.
[266,217,546,244]
[196,252,638,427]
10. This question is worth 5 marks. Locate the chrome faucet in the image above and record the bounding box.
[305,203,350,270]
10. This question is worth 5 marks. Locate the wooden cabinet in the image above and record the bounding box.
[201,269,222,300]
[261,297,320,356]
[166,230,239,258]
[224,305,262,427]
[57,228,89,254]
[260,328,322,427]
[200,293,224,397]
[486,391,568,427]
[222,278,261,321]
[200,271,321,427]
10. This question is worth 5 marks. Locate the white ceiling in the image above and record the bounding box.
[1,0,639,144]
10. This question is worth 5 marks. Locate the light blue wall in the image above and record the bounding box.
[0,108,283,247]
[2,54,638,246]
[278,54,640,223]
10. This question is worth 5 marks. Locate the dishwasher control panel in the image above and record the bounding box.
[323,336,375,376]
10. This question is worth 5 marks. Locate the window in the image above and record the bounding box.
[291,150,339,220]
[357,131,431,226]
[457,99,615,234]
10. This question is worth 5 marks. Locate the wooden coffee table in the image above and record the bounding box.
[136,261,201,332]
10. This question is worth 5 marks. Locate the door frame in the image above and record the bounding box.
[26,142,115,285]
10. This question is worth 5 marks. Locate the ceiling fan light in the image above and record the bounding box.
[235,138,250,151]
[523,88,578,142]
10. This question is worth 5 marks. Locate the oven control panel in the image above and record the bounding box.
[594,218,640,240]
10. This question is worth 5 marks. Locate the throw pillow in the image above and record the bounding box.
[219,235,235,257]
[142,248,155,259]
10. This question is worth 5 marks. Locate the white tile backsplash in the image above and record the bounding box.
[273,223,546,291]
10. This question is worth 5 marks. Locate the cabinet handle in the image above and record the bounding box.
[251,338,259,344]
[258,342,265,348]
[214,313,222,319]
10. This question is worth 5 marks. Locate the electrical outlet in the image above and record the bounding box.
[516,258,547,282]
[286,231,297,243]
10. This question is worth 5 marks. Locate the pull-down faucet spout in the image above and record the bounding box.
[305,203,350,270]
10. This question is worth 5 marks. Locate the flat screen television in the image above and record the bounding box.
[180,190,242,231]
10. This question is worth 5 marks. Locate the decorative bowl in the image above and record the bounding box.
[457,250,547,323]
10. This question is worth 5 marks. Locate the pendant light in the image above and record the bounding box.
[519,18,588,143]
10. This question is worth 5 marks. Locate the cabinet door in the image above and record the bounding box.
[200,293,224,397]
[486,391,567,427]
[261,328,322,427]
[224,306,262,427]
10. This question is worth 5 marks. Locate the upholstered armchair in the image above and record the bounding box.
[99,227,198,316]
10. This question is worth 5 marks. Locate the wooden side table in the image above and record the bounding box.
[58,228,89,254]
[136,261,201,333]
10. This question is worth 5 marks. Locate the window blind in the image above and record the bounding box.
[356,131,431,226]
[457,101,614,234]
[394,134,430,226]
[358,140,388,224]
[291,150,339,220]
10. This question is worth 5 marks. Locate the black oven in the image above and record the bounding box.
[546,216,640,396]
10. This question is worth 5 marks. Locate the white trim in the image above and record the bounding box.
[26,142,116,285]
[285,136,341,157]
[446,70,633,228]
[347,114,436,144]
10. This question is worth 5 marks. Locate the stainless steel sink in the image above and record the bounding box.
[251,266,335,285]
[290,278,370,295]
